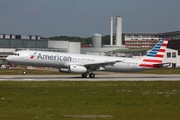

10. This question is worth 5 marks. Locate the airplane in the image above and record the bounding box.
[6,38,169,78]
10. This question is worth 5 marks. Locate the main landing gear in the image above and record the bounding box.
[81,73,95,78]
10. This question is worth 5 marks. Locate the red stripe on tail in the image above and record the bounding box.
[139,64,162,68]
[143,59,162,63]
[155,54,164,58]
[158,49,165,52]
[162,44,168,47]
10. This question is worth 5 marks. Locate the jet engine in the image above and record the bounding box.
[69,65,87,73]
[59,68,69,73]
[59,65,87,73]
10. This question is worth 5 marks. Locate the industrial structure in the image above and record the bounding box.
[81,16,125,54]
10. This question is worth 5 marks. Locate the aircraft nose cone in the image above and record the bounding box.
[6,56,11,62]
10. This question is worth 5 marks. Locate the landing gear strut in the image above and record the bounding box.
[22,66,26,75]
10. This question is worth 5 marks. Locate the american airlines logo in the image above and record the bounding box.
[30,52,37,59]
[36,53,72,61]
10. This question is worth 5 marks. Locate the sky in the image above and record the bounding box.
[0,0,180,38]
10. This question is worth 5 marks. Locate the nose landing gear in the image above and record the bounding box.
[22,66,26,75]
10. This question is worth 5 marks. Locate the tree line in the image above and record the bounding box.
[42,35,112,45]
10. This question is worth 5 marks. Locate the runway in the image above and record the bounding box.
[0,73,180,81]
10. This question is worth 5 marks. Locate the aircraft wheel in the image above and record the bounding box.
[82,73,87,78]
[22,71,26,75]
[89,73,95,78]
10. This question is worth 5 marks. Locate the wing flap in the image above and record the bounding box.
[63,60,122,71]
[84,60,121,66]
[153,62,171,68]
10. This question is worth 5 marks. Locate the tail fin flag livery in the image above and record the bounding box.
[140,38,169,68]
[5,38,170,78]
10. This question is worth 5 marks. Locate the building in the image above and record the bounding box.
[124,33,159,48]
[123,31,180,48]
[163,48,179,68]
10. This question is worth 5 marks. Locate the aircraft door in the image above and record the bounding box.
[23,53,30,60]
[57,54,61,62]
[141,62,146,68]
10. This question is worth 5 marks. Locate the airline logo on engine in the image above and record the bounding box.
[36,53,72,61]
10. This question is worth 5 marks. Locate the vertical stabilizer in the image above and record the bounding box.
[140,38,169,68]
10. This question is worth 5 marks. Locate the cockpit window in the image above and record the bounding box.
[13,53,19,56]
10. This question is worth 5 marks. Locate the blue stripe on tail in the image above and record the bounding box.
[146,38,166,57]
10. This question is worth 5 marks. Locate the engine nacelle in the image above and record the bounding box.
[69,65,87,73]
[59,65,87,73]
[59,68,70,73]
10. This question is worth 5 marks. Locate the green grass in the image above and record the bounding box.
[139,68,180,74]
[0,68,180,75]
[0,81,180,120]
[0,69,67,75]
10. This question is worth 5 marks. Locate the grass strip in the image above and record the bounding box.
[0,81,180,120]
[0,68,180,75]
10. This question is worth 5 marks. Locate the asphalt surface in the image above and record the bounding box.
[0,73,180,81]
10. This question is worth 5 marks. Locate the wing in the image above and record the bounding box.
[84,60,122,71]
[153,62,171,68]
[162,62,171,67]
[63,60,123,71]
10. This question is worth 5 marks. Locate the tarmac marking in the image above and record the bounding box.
[0,74,180,81]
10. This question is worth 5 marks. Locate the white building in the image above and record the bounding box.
[163,48,180,68]
[48,41,80,54]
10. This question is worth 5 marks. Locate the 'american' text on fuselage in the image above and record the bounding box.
[37,53,72,61]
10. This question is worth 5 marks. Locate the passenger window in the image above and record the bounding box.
[13,53,19,56]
